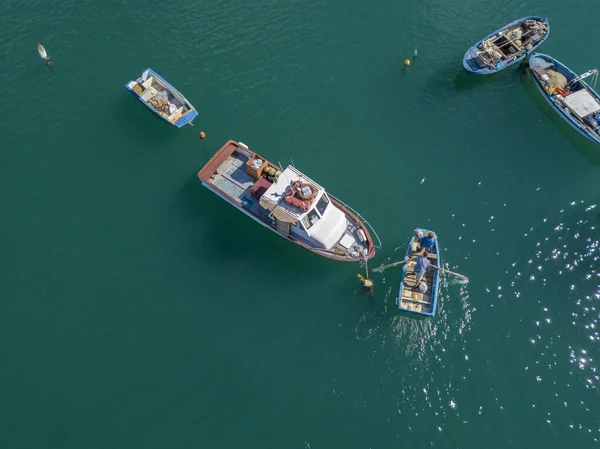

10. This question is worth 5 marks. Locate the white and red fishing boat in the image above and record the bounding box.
[197,140,381,261]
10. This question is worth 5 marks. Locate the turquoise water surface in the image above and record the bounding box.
[0,0,599,447]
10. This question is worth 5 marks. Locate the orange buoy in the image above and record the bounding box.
[199,131,206,139]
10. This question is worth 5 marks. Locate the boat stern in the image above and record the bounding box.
[125,79,143,98]
[528,52,549,68]
[174,108,198,128]
[462,47,486,74]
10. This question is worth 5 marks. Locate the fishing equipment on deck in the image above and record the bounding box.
[261,166,279,182]
[283,180,317,211]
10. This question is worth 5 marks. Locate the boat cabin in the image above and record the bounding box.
[259,166,353,250]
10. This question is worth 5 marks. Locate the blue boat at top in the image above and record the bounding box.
[462,16,549,75]
[529,53,600,145]
[125,68,198,128]
[396,229,440,317]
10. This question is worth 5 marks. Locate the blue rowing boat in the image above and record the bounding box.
[396,229,440,317]
[125,68,198,128]
[462,16,549,75]
[529,53,600,145]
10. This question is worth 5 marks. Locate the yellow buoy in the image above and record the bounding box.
[404,59,411,67]
[357,274,374,289]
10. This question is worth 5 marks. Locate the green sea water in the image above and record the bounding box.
[1,0,599,447]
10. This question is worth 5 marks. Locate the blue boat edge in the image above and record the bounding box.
[124,67,198,129]
[528,53,600,145]
[462,16,550,75]
[396,228,440,318]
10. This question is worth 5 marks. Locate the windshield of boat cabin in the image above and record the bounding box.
[302,210,319,229]
[316,193,329,215]
[302,194,330,229]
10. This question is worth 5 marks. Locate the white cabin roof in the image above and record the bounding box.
[259,166,325,222]
[563,89,600,118]
[258,165,349,249]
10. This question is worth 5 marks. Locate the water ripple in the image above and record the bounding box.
[509,200,599,439]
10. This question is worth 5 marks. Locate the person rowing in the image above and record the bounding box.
[417,231,437,254]
[413,252,437,290]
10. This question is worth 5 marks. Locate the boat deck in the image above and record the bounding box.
[136,77,188,120]
[464,17,548,74]
[207,151,264,214]
[332,218,370,257]
[562,89,600,119]
[399,240,438,315]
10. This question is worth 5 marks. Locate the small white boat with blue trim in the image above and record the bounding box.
[125,68,198,128]
[396,229,440,317]
[462,16,549,74]
[529,53,600,145]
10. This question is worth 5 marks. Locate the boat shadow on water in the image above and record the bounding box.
[424,60,519,102]
[110,95,179,146]
[172,175,333,277]
[520,70,600,165]
[452,62,527,91]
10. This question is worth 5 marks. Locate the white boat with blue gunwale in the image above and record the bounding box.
[125,68,198,128]
[396,229,440,317]
[529,53,600,145]
[462,16,549,75]
[197,140,381,262]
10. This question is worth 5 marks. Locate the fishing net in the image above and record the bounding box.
[155,91,168,103]
[546,69,568,89]
[148,91,171,114]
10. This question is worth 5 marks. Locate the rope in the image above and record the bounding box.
[478,22,548,64]
[484,28,535,51]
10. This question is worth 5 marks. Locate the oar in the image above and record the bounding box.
[372,259,409,273]
[431,265,469,282]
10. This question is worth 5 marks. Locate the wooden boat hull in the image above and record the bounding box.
[198,140,378,262]
[529,53,600,145]
[125,68,198,128]
[462,16,549,75]
[396,229,440,317]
